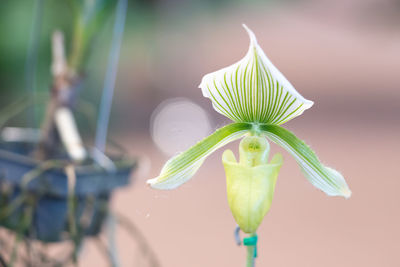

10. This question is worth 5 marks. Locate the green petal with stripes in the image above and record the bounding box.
[199,24,313,125]
[259,124,351,198]
[147,122,252,189]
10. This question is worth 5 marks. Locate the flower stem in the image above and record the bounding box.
[246,245,256,267]
[243,234,257,267]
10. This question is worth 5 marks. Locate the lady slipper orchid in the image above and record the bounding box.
[148,25,351,234]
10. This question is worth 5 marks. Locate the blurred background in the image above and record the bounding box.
[1,0,400,266]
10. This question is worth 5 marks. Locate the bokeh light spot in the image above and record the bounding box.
[150,98,211,156]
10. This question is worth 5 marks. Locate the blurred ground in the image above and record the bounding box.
[2,0,400,266]
[78,121,400,267]
[79,1,400,266]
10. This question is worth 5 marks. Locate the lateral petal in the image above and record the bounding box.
[259,124,351,198]
[147,123,252,189]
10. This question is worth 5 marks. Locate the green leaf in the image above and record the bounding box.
[259,124,351,198]
[199,24,313,125]
[147,122,252,189]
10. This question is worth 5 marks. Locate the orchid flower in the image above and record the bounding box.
[148,24,351,266]
[150,26,352,240]
[148,24,351,197]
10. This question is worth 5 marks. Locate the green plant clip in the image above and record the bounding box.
[243,234,258,258]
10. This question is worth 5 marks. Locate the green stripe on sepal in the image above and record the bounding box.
[259,124,351,198]
[147,122,253,190]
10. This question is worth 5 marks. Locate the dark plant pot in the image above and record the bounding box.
[0,142,136,242]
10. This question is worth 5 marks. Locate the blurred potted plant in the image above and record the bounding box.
[0,0,134,258]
